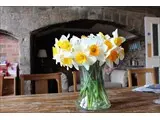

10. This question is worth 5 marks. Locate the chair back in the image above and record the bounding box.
[0,74,4,96]
[19,72,62,95]
[127,68,157,87]
[72,71,80,92]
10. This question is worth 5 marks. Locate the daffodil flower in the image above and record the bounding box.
[55,34,72,51]
[105,46,119,68]
[97,32,115,52]
[70,35,81,46]
[72,45,96,70]
[87,34,108,66]
[58,51,74,70]
[88,43,107,66]
[117,47,125,60]
[97,32,111,41]
[52,46,61,64]
[111,29,126,46]
[97,32,106,41]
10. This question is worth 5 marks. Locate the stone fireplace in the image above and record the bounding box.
[1,6,160,94]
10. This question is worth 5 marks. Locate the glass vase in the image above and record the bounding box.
[76,61,111,111]
[153,96,160,104]
[153,90,160,104]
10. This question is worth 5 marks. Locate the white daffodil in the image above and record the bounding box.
[59,52,73,70]
[117,47,125,60]
[72,45,97,70]
[81,34,94,47]
[105,46,119,68]
[86,34,108,66]
[97,32,116,52]
[70,35,81,46]
[88,43,107,66]
[82,35,107,66]
[97,32,106,41]
[97,32,111,41]
[110,29,126,46]
[105,34,111,40]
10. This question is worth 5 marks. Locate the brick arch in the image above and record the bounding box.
[0,29,19,40]
[0,30,20,64]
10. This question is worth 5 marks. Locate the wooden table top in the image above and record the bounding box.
[4,76,15,80]
[0,88,160,113]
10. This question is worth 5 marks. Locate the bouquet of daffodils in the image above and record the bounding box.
[53,29,126,110]
[52,29,125,71]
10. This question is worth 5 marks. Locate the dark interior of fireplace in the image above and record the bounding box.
[30,19,139,93]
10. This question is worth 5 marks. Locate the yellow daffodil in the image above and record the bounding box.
[52,47,58,56]
[81,35,87,39]
[52,46,61,64]
[107,50,119,62]
[54,34,72,51]
[111,29,126,46]
[57,39,72,51]
[104,40,113,50]
[61,57,72,66]
[60,57,73,70]
[89,44,100,56]
[75,52,87,64]
[105,47,119,67]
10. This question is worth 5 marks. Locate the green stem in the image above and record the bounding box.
[78,62,111,110]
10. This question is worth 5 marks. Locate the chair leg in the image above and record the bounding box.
[72,71,77,92]
[128,70,132,88]
[57,79,62,93]
[0,75,3,96]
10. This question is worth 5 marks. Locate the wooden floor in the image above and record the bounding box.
[0,88,160,113]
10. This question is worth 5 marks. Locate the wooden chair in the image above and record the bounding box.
[71,71,80,92]
[0,74,4,96]
[127,68,157,88]
[19,72,62,95]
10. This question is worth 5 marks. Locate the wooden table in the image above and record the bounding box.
[0,88,160,113]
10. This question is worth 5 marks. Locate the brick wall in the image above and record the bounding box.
[0,34,19,63]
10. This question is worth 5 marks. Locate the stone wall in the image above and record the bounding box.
[0,6,159,94]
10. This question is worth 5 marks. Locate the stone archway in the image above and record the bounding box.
[29,19,140,94]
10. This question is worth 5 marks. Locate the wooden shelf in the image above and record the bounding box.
[126,66,144,68]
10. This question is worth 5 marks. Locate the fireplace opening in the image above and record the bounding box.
[30,19,139,93]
